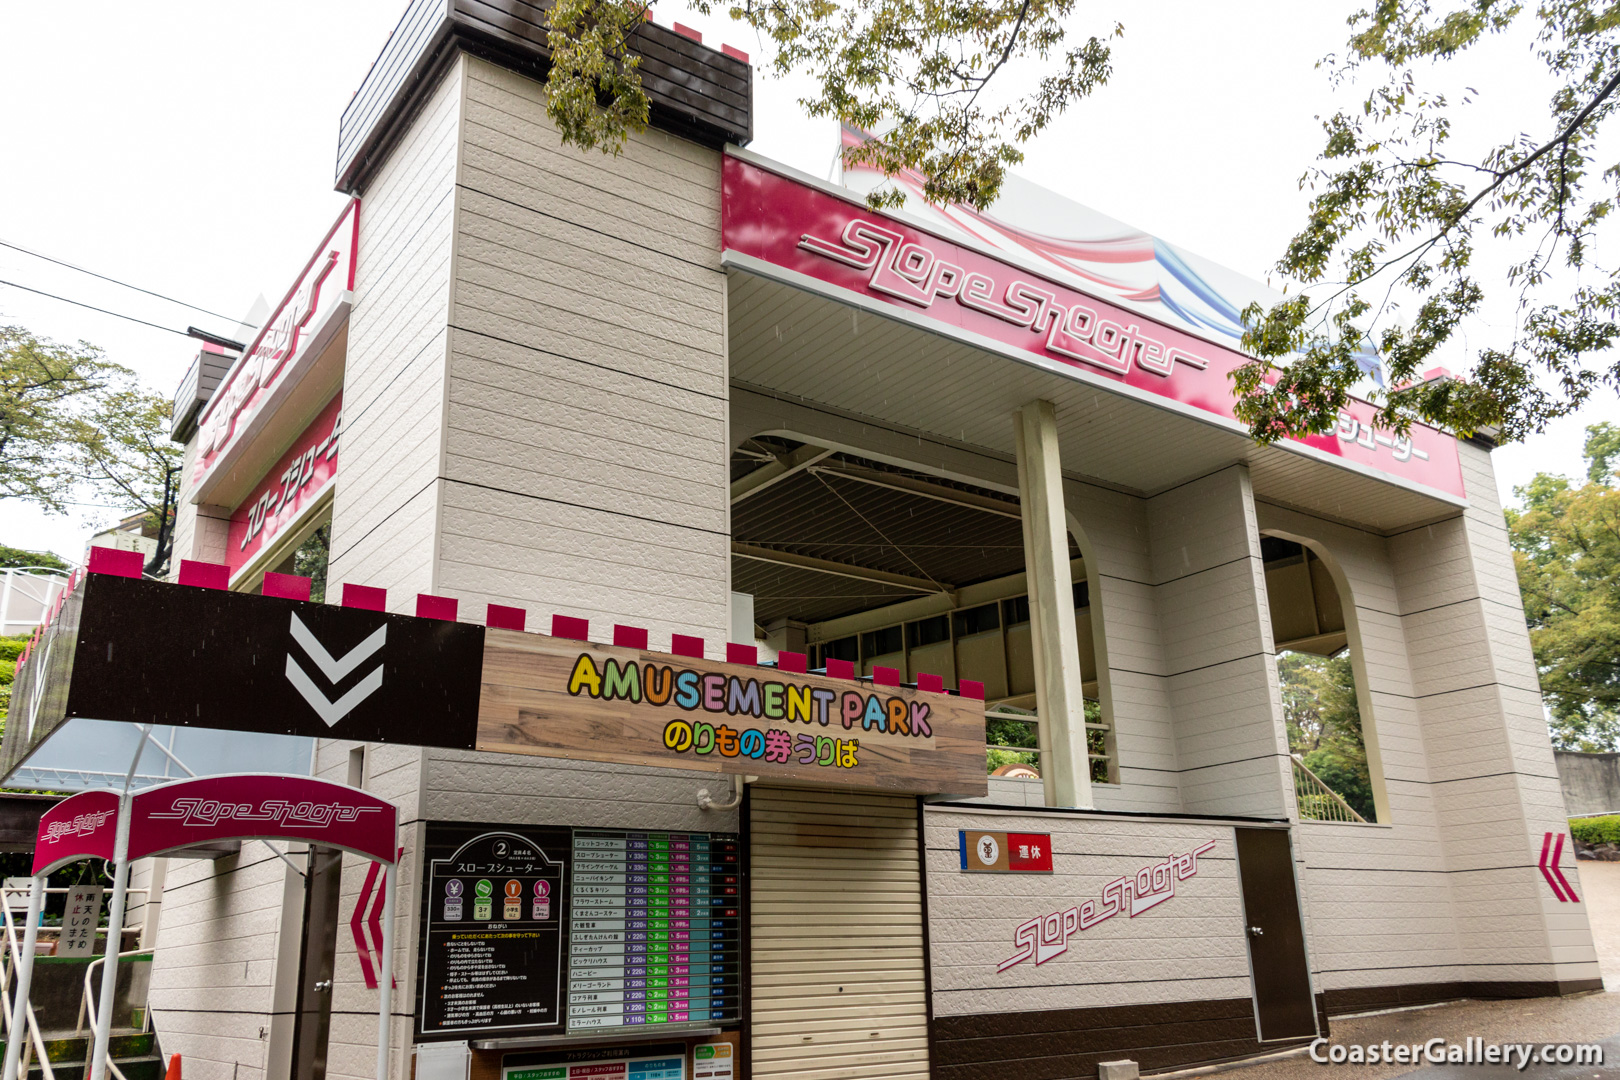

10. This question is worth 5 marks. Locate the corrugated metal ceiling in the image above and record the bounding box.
[733,439,1075,625]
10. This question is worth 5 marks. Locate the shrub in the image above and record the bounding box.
[1570,815,1620,845]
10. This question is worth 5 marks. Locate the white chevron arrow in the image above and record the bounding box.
[289,613,386,681]
[285,655,385,726]
[285,612,388,726]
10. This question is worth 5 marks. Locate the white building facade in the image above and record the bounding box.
[29,4,1599,1080]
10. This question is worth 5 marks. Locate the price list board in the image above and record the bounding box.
[568,831,741,1032]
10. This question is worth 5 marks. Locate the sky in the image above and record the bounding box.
[0,1,1610,564]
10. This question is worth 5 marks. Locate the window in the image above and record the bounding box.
[1262,534,1378,823]
[805,578,1114,786]
[264,519,330,602]
[906,615,950,648]
[859,625,903,658]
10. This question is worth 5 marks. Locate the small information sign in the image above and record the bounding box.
[58,885,104,957]
[692,1044,733,1080]
[502,1043,685,1080]
[959,831,1054,873]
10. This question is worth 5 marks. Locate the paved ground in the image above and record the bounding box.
[1579,861,1620,993]
[1183,861,1620,1079]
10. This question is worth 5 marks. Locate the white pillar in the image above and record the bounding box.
[376,862,396,1080]
[2,877,44,1080]
[137,859,166,952]
[1014,400,1093,809]
[90,854,129,1080]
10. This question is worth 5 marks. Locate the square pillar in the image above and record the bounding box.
[1014,400,1093,808]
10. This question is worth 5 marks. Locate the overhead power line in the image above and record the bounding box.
[0,238,255,328]
[0,277,193,337]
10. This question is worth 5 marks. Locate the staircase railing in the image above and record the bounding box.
[2,891,55,1080]
[2,882,153,1080]
[76,951,154,1037]
[1292,754,1368,823]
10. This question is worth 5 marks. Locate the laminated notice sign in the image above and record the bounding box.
[692,1044,733,1079]
[58,885,103,957]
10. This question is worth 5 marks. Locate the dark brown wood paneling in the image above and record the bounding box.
[337,0,453,183]
[1322,978,1606,1016]
[337,0,753,193]
[0,793,59,853]
[931,997,1319,1080]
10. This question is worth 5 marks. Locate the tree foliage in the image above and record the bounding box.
[0,326,114,513]
[67,384,183,578]
[544,0,1120,210]
[1279,650,1374,820]
[1237,1,1620,446]
[0,545,70,572]
[0,327,183,578]
[1508,422,1620,751]
[0,634,25,749]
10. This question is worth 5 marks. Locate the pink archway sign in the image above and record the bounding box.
[7,777,399,1080]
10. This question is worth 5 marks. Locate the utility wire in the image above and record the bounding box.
[0,277,193,337]
[0,238,254,328]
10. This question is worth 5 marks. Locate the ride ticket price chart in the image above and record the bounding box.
[568,830,741,1032]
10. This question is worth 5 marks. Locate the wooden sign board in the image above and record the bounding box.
[477,633,989,797]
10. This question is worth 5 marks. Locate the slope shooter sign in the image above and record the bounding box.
[720,155,1465,501]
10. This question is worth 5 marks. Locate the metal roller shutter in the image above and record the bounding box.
[749,785,929,1080]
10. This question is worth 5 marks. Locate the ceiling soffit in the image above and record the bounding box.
[726,271,1461,535]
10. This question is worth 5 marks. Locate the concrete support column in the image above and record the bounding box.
[1151,465,1291,818]
[1391,441,1601,991]
[1014,400,1093,809]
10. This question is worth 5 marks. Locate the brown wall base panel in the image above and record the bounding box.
[1322,978,1605,1017]
[931,997,1323,1080]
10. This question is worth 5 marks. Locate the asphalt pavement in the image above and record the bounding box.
[1172,861,1620,1080]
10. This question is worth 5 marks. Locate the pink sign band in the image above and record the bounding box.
[32,776,398,874]
[33,790,119,877]
[720,155,1466,500]
[129,775,397,865]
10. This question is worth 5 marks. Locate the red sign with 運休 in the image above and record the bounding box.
[960,830,1054,873]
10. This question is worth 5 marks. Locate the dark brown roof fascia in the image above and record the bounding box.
[336,0,753,195]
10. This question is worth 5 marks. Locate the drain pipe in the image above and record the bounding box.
[697,775,744,811]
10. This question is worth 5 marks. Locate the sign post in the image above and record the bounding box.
[378,863,395,1080]
[88,820,130,1080]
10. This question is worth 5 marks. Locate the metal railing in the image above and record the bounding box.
[984,705,1113,783]
[2,892,55,1080]
[77,951,153,1036]
[0,883,153,1080]
[1292,755,1369,823]
[1,568,69,637]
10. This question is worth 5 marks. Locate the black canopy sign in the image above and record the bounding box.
[2,573,484,770]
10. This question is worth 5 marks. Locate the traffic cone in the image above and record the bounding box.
[165,1054,181,1080]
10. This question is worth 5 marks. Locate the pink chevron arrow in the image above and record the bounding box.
[350,850,401,989]
[1539,831,1580,902]
[352,861,382,988]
